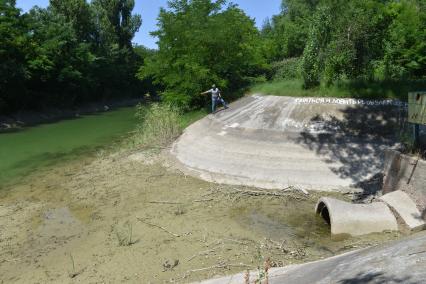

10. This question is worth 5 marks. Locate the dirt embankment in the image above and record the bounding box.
[0,149,402,283]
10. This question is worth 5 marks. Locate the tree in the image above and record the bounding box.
[381,0,426,78]
[268,0,426,88]
[321,0,389,83]
[92,0,141,49]
[301,6,332,88]
[139,0,266,109]
[263,0,319,60]
[90,0,143,99]
[49,0,93,42]
[0,0,146,113]
[25,6,95,107]
[0,0,29,112]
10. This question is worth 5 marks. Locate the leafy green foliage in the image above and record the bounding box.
[265,0,425,89]
[138,0,266,110]
[0,0,30,111]
[92,0,142,49]
[301,6,331,88]
[270,57,301,80]
[261,0,319,61]
[381,0,426,79]
[0,0,142,113]
[2,0,425,113]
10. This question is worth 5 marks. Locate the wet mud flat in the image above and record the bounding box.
[0,149,403,283]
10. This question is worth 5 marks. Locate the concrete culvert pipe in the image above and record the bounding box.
[315,197,398,237]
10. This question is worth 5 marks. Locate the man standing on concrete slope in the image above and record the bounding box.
[201,84,229,113]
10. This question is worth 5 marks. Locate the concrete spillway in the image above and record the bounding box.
[171,95,402,192]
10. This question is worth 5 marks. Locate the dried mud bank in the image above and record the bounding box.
[0,150,403,283]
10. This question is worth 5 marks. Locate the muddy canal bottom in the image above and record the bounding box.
[0,150,402,283]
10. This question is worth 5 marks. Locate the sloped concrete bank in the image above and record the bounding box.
[171,95,405,192]
[200,231,426,284]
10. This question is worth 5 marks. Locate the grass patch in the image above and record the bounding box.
[251,79,317,97]
[132,104,181,148]
[130,104,208,149]
[251,79,426,101]
[180,109,208,129]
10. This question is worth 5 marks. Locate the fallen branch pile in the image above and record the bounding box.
[212,186,309,200]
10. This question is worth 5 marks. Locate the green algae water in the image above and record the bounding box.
[0,107,136,187]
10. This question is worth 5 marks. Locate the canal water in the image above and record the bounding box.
[0,107,136,188]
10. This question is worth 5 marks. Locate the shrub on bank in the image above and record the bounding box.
[270,58,302,81]
[132,103,182,148]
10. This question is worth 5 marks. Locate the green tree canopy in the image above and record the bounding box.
[0,0,144,113]
[0,0,30,110]
[138,0,266,109]
[270,0,426,88]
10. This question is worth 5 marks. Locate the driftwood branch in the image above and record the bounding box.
[186,262,252,274]
[212,187,310,201]
[148,200,183,205]
[187,247,218,262]
[137,218,180,237]
[193,198,214,203]
[230,187,292,197]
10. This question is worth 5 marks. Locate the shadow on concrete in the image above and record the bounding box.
[212,108,227,115]
[414,211,426,223]
[291,104,406,193]
[338,271,414,284]
[352,173,384,200]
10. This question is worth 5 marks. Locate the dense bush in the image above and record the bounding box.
[270,58,301,80]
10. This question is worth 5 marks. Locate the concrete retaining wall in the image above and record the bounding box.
[383,150,426,220]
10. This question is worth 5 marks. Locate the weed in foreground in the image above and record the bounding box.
[114,221,136,247]
[68,253,80,278]
[248,248,271,284]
